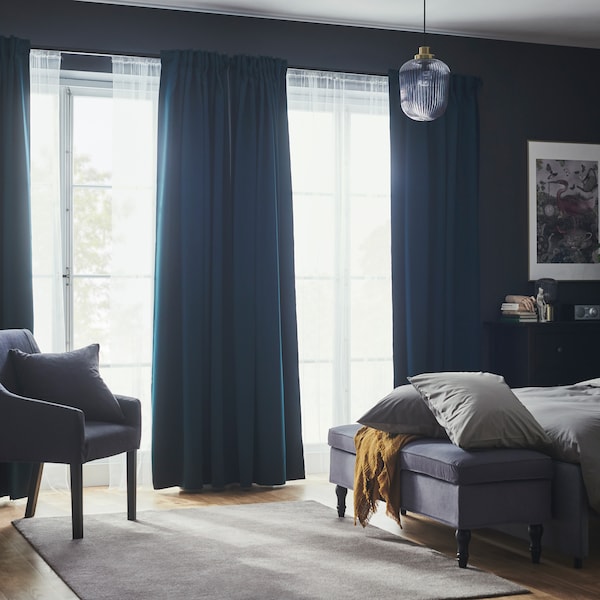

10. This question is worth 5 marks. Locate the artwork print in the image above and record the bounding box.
[529,142,600,280]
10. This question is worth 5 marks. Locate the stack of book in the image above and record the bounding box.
[500,301,538,322]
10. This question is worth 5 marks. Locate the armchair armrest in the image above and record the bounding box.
[115,394,142,430]
[0,384,85,464]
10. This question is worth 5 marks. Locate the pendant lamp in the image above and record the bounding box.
[399,0,450,122]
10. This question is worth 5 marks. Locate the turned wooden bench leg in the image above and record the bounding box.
[456,529,471,568]
[335,485,347,517]
[528,524,543,563]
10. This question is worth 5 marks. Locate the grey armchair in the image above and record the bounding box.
[0,329,141,538]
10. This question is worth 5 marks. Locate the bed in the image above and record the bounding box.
[513,381,600,516]
[501,381,600,566]
[340,372,600,567]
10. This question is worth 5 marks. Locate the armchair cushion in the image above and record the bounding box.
[9,344,125,423]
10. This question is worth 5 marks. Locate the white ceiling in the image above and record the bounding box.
[79,0,600,49]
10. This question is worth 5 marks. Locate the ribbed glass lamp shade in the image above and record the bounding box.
[399,46,450,122]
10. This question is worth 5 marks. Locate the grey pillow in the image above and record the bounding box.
[408,371,551,450]
[358,384,448,438]
[9,344,125,423]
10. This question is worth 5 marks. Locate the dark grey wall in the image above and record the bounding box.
[2,0,600,327]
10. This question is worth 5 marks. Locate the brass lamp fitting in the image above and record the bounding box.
[414,46,435,59]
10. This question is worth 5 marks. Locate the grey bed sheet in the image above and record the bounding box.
[513,380,600,514]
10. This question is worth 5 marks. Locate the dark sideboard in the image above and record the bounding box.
[485,321,600,388]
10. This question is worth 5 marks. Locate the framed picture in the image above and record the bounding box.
[528,141,600,280]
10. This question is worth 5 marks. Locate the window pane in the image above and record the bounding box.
[73,95,113,184]
[72,277,110,352]
[289,111,335,194]
[350,360,394,421]
[350,194,390,278]
[288,69,392,458]
[72,187,112,275]
[295,279,334,362]
[349,113,390,195]
[290,193,335,277]
[298,362,333,446]
[350,278,393,358]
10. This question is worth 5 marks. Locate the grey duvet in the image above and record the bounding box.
[514,380,600,514]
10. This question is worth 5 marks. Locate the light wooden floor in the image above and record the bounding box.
[1,475,598,600]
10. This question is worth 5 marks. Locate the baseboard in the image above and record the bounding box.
[40,462,110,490]
[303,443,329,475]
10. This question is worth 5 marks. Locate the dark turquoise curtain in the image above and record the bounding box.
[152,50,304,490]
[389,73,482,386]
[0,36,34,499]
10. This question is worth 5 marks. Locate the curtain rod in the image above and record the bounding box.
[35,47,160,60]
[37,49,387,78]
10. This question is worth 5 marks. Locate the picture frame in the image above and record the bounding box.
[528,141,600,281]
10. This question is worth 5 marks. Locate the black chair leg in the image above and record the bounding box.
[127,450,137,521]
[70,463,83,539]
[25,463,44,518]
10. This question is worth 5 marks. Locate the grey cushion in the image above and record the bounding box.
[357,384,448,438]
[408,371,551,450]
[399,439,553,485]
[9,344,125,423]
[328,424,361,454]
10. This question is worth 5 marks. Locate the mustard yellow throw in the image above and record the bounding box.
[354,425,418,528]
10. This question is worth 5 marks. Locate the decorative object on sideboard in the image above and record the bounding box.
[536,287,547,322]
[561,304,600,321]
[398,0,450,122]
[535,277,557,322]
[574,304,600,320]
[500,294,537,322]
[528,141,600,281]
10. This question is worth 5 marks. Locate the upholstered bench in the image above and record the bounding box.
[328,423,553,568]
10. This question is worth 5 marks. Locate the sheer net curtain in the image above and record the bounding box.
[29,52,159,490]
[30,49,68,490]
[107,56,160,489]
[286,69,393,474]
[30,50,65,354]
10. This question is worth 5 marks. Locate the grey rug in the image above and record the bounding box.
[13,500,527,600]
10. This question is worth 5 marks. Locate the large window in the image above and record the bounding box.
[287,70,392,472]
[30,57,391,482]
[30,52,159,486]
[68,90,114,349]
